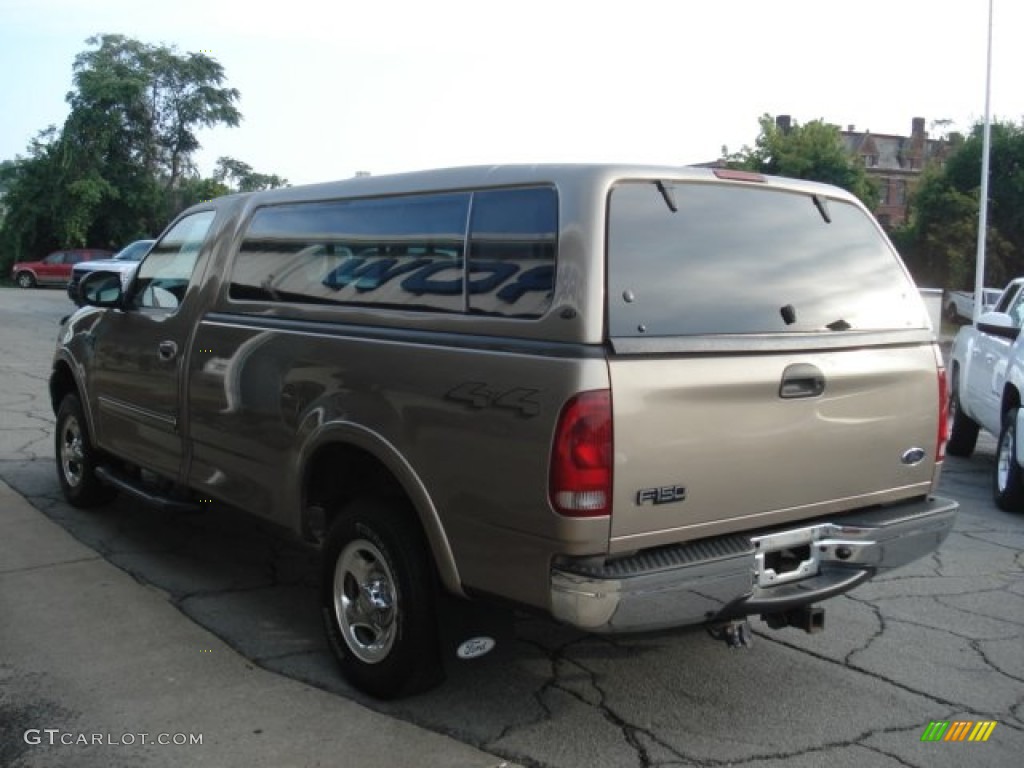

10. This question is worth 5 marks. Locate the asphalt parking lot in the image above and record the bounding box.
[1,286,1022,767]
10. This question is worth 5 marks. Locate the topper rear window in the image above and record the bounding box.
[607,181,926,337]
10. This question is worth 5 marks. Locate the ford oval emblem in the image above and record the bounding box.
[456,636,496,660]
[901,447,927,466]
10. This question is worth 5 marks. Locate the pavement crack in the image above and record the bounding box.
[842,595,886,665]
[858,743,924,768]
[969,636,1024,685]
[0,554,101,575]
[757,628,979,714]
[482,637,558,753]
[932,592,1024,629]
[961,530,1024,553]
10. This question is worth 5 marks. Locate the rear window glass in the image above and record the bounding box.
[607,181,926,336]
[230,187,557,317]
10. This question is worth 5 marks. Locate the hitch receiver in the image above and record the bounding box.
[763,604,826,634]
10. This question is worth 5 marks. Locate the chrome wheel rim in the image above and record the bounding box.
[997,423,1014,492]
[59,415,85,489]
[333,539,397,664]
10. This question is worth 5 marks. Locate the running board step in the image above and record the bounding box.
[95,465,200,513]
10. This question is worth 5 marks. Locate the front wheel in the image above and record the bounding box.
[15,271,36,289]
[994,408,1024,512]
[55,394,116,507]
[321,496,443,699]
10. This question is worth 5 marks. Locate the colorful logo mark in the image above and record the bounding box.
[921,720,997,742]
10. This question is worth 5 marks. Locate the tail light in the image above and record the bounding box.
[549,390,612,517]
[937,363,949,462]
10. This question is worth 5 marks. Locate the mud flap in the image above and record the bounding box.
[435,590,516,675]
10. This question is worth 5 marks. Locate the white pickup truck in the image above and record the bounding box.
[944,287,1003,323]
[948,277,1024,509]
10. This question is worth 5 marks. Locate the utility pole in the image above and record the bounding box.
[973,0,994,323]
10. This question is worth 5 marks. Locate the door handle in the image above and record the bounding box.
[158,340,178,361]
[779,363,826,399]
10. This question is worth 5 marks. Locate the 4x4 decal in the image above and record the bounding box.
[445,382,541,417]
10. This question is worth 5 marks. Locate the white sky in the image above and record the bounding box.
[1,0,1021,185]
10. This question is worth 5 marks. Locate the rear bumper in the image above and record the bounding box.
[550,495,957,633]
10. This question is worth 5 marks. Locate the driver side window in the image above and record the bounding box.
[133,211,216,310]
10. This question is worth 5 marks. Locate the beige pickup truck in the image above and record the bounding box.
[52,164,957,698]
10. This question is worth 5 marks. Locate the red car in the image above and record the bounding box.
[11,249,114,288]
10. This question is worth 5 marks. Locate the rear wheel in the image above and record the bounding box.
[15,271,36,289]
[994,407,1024,512]
[946,373,979,457]
[321,496,443,699]
[55,394,117,507]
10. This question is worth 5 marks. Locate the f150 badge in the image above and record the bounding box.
[636,485,687,506]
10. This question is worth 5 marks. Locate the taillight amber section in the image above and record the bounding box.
[549,390,613,517]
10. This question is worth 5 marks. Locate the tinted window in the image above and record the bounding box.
[230,186,557,318]
[468,187,556,317]
[232,193,469,312]
[133,211,215,310]
[607,181,925,337]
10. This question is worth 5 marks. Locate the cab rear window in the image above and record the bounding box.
[607,181,926,337]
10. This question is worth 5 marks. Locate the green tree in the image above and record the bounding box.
[0,34,283,277]
[69,34,241,192]
[214,156,288,192]
[0,129,66,268]
[900,120,1024,289]
[724,114,878,207]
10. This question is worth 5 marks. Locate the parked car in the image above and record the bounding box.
[55,164,957,699]
[11,249,114,288]
[944,287,1003,323]
[947,277,1024,509]
[67,239,155,305]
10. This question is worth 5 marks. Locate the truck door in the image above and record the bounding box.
[88,211,216,480]
[969,286,1024,430]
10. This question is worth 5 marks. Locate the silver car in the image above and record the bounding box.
[67,239,155,305]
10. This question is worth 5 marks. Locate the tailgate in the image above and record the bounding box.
[604,177,939,550]
[608,344,940,547]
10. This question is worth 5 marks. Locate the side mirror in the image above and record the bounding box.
[976,311,1021,341]
[78,270,125,308]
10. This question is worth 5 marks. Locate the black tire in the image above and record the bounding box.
[946,373,979,457]
[15,271,36,289]
[321,496,443,699]
[945,302,959,322]
[994,407,1024,512]
[55,394,116,507]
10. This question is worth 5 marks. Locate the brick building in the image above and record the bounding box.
[838,116,950,227]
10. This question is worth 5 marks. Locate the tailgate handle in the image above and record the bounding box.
[780,364,825,399]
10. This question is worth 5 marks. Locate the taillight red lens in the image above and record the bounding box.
[937,365,949,462]
[549,390,612,517]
